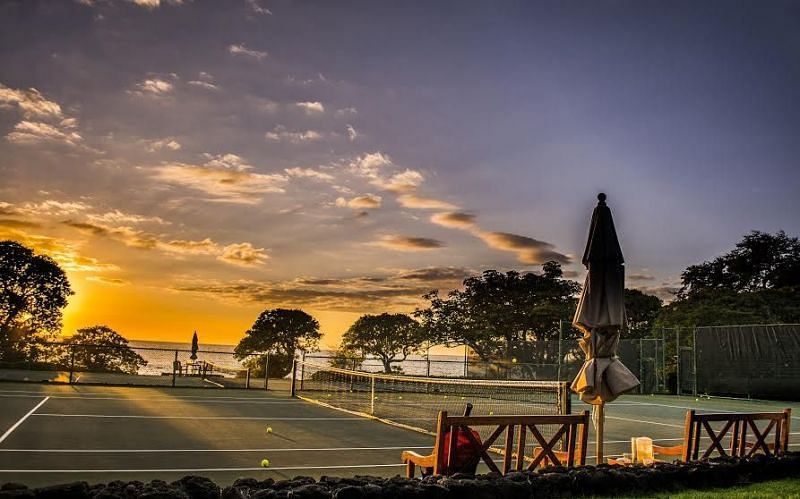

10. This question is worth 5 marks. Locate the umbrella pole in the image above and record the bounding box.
[596,402,605,464]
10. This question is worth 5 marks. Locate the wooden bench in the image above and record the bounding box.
[681,409,791,461]
[401,410,590,477]
[635,409,791,463]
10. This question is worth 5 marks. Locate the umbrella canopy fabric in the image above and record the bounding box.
[190,331,199,360]
[571,193,639,405]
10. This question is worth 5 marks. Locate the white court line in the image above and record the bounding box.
[0,463,406,473]
[31,414,374,421]
[0,397,50,445]
[202,378,225,389]
[0,445,432,453]
[0,394,300,404]
[0,389,296,402]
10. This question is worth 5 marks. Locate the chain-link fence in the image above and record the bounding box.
[0,341,272,390]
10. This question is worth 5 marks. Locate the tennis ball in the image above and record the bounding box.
[266,426,273,434]
[461,396,465,400]
[398,396,403,399]
[695,398,699,401]
[261,459,270,468]
[489,411,494,415]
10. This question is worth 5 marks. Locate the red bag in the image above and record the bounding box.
[441,427,482,473]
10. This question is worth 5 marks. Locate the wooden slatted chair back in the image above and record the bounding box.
[682,409,792,461]
[429,411,590,476]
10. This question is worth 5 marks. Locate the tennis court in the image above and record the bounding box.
[0,381,797,488]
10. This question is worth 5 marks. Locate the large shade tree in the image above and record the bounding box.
[0,241,73,361]
[340,313,425,373]
[234,308,321,377]
[415,262,580,362]
[65,325,147,374]
[624,288,662,338]
[657,231,800,328]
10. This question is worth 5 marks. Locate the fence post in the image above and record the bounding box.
[300,350,306,391]
[426,347,431,377]
[172,350,178,388]
[68,345,75,384]
[370,375,376,415]
[264,353,270,391]
[557,320,564,381]
[463,345,468,378]
[245,368,251,389]
[692,327,698,397]
[675,327,681,396]
[639,340,644,394]
[290,356,297,397]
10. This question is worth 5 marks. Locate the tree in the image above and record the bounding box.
[65,325,147,374]
[659,231,800,328]
[234,308,321,377]
[1,241,73,361]
[415,262,580,362]
[679,231,800,297]
[624,289,662,338]
[341,313,425,373]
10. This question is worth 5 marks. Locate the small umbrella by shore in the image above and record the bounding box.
[190,331,199,360]
[571,193,639,463]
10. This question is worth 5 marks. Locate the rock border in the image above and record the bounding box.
[2,453,799,498]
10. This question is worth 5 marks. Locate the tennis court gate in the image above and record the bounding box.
[672,324,800,399]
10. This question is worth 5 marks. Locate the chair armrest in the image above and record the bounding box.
[653,444,684,456]
[401,450,436,468]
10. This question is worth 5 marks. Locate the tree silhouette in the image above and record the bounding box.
[341,313,424,373]
[416,262,580,362]
[624,288,662,338]
[66,325,147,374]
[0,241,73,361]
[234,308,321,377]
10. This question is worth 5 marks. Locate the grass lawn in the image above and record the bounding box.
[643,477,800,498]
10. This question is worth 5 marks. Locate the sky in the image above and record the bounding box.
[1,0,799,347]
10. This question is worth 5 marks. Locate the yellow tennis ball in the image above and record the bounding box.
[461,396,465,400]
[261,459,270,467]
[489,411,494,415]
[695,398,699,402]
[266,427,273,434]
[398,396,403,399]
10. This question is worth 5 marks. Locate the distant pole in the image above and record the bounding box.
[676,327,681,396]
[557,320,564,381]
[426,344,431,377]
[692,327,698,397]
[172,350,178,388]
[68,345,75,384]
[596,403,605,464]
[300,350,306,391]
[290,356,297,397]
[245,368,251,389]
[463,345,468,377]
[264,353,270,392]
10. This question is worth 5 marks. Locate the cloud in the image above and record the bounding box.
[296,101,325,114]
[0,219,42,229]
[217,242,268,266]
[0,84,62,119]
[346,124,358,141]
[201,153,252,171]
[475,231,571,264]
[17,200,92,216]
[187,80,219,91]
[335,195,382,209]
[86,276,129,286]
[335,107,358,117]
[396,194,457,210]
[430,211,476,229]
[245,0,271,15]
[6,121,83,147]
[372,169,424,193]
[146,138,182,152]
[0,227,119,273]
[395,267,473,281]
[129,0,186,8]
[350,152,392,178]
[266,125,324,143]
[372,235,444,251]
[628,273,656,281]
[87,210,167,225]
[129,78,174,96]
[228,44,268,60]
[284,167,334,181]
[153,161,287,204]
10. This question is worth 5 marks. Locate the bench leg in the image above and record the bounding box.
[406,460,415,478]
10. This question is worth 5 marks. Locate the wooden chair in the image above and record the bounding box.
[402,410,590,477]
[682,409,792,461]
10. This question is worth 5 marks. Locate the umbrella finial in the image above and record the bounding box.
[597,192,607,205]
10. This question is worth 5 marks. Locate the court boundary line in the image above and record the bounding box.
[31,414,372,421]
[0,446,433,453]
[0,463,406,473]
[0,394,304,404]
[0,397,50,445]
[0,389,297,402]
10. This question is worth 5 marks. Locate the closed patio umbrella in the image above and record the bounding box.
[190,331,199,360]
[571,193,639,463]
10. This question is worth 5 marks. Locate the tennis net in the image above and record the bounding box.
[292,358,570,437]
